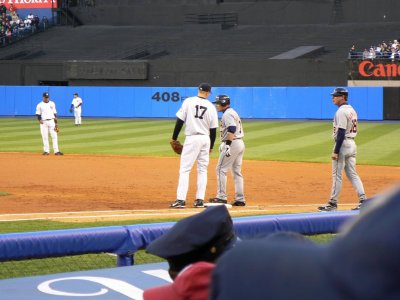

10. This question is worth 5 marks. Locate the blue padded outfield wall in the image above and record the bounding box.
[0,86,383,120]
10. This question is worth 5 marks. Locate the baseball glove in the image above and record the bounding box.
[54,125,60,133]
[170,139,183,155]
[69,108,73,113]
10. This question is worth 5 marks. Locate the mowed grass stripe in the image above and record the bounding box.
[247,124,331,154]
[0,118,399,166]
[243,121,328,142]
[0,120,173,145]
[60,134,172,153]
[358,126,400,165]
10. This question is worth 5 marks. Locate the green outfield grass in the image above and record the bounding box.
[0,117,399,166]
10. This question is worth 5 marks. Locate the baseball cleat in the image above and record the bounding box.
[318,202,337,212]
[232,201,246,206]
[194,199,205,208]
[351,200,365,211]
[54,152,64,155]
[208,198,227,204]
[170,200,186,208]
[42,152,49,155]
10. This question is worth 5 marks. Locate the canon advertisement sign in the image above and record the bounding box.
[349,60,400,80]
[0,0,57,9]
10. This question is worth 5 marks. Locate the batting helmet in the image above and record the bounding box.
[213,95,230,106]
[331,87,348,97]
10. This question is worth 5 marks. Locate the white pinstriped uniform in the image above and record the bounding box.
[71,96,83,125]
[35,100,60,154]
[176,96,219,201]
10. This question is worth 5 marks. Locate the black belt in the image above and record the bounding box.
[44,119,53,121]
[346,137,355,139]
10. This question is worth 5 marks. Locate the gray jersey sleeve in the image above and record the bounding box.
[220,108,244,141]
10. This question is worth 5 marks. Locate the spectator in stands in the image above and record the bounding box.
[33,15,40,30]
[367,47,376,59]
[24,17,31,31]
[143,205,237,300]
[42,16,49,30]
[0,28,5,46]
[362,48,369,60]
[5,28,12,44]
[390,47,399,61]
[0,4,6,16]
[27,12,34,21]
[348,45,357,59]
[211,185,400,300]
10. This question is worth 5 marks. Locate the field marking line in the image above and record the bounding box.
[0,209,269,222]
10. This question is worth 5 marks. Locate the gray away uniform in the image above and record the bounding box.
[216,107,245,202]
[330,104,366,204]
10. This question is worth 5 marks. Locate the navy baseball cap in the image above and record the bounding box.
[43,92,49,98]
[146,205,236,273]
[198,83,212,93]
[331,87,348,97]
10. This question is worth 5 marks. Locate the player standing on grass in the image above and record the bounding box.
[35,92,63,156]
[70,92,83,126]
[318,87,366,212]
[170,83,219,209]
[209,94,246,206]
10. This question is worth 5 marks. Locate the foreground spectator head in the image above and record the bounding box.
[211,185,400,300]
[146,205,236,280]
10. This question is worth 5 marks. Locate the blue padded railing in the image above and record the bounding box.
[0,211,358,266]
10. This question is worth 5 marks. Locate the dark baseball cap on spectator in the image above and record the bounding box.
[143,262,214,300]
[146,205,236,274]
[198,83,212,93]
[43,92,49,98]
[74,92,78,95]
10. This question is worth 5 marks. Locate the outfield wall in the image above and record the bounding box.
[0,86,383,120]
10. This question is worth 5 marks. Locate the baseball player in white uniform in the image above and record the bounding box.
[318,87,366,211]
[209,95,246,206]
[70,92,83,126]
[170,83,219,208]
[35,92,63,155]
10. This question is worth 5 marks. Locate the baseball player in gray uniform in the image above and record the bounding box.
[318,88,366,211]
[35,92,63,156]
[170,83,219,209]
[209,95,246,206]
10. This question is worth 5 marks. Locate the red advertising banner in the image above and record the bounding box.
[348,60,400,80]
[1,0,57,9]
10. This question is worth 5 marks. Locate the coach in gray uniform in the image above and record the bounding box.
[209,95,246,206]
[318,87,366,212]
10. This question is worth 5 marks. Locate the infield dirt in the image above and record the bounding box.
[0,153,399,221]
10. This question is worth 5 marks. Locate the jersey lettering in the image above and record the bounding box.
[194,105,207,119]
[350,119,358,133]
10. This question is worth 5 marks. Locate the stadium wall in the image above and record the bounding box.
[71,0,400,26]
[0,86,383,120]
[0,60,346,87]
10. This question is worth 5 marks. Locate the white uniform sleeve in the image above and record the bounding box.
[51,101,57,114]
[176,100,187,121]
